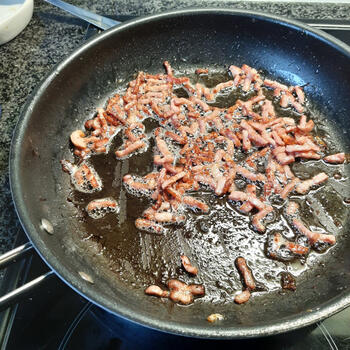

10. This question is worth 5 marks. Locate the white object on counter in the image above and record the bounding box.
[0,0,34,45]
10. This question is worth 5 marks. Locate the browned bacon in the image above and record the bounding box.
[234,290,251,304]
[240,120,268,147]
[156,134,174,162]
[161,171,187,189]
[280,178,300,199]
[207,313,224,322]
[267,232,309,261]
[295,173,328,194]
[293,219,336,245]
[281,272,297,291]
[135,218,164,234]
[195,68,209,75]
[240,184,256,213]
[323,153,345,164]
[236,166,266,183]
[86,198,118,219]
[182,196,209,212]
[123,174,157,192]
[61,160,102,193]
[145,285,169,297]
[252,206,273,232]
[168,279,205,305]
[181,255,198,275]
[235,257,256,291]
[115,140,146,158]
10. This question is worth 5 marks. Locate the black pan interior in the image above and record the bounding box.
[10,9,350,338]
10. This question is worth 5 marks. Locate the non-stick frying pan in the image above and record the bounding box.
[9,9,350,338]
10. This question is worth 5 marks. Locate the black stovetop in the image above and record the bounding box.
[1,19,350,350]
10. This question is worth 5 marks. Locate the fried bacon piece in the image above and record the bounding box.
[293,219,336,245]
[281,272,297,291]
[161,171,187,189]
[297,115,314,133]
[266,232,309,262]
[181,255,198,275]
[234,290,251,304]
[195,68,209,75]
[295,172,328,194]
[207,313,224,322]
[145,285,169,297]
[182,196,209,212]
[115,140,146,158]
[235,257,256,291]
[323,153,345,164]
[123,174,157,193]
[168,279,205,305]
[70,130,90,149]
[156,134,174,163]
[135,218,164,234]
[236,166,266,183]
[239,184,256,213]
[252,206,273,232]
[280,178,300,199]
[61,160,102,193]
[86,198,118,219]
[229,191,265,211]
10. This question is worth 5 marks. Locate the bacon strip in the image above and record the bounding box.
[235,257,256,290]
[323,153,345,164]
[86,198,118,218]
[182,196,209,212]
[135,218,164,234]
[181,255,198,275]
[115,140,146,158]
[145,285,169,297]
[280,178,300,199]
[295,173,328,194]
[252,206,273,232]
[234,290,251,304]
[161,171,187,189]
[293,219,336,245]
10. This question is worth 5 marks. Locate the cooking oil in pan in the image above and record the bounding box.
[67,71,350,304]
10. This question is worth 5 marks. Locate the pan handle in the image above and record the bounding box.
[0,242,33,269]
[0,243,55,311]
[0,271,55,310]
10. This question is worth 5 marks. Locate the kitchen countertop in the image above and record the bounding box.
[0,0,350,255]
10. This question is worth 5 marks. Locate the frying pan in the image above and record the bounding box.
[9,8,350,338]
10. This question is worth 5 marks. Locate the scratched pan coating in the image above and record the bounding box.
[10,9,350,338]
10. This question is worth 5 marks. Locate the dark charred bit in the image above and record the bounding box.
[266,231,309,262]
[312,240,333,253]
[235,257,256,291]
[181,255,198,275]
[280,272,297,291]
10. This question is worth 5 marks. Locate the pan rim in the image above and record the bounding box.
[9,7,350,339]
